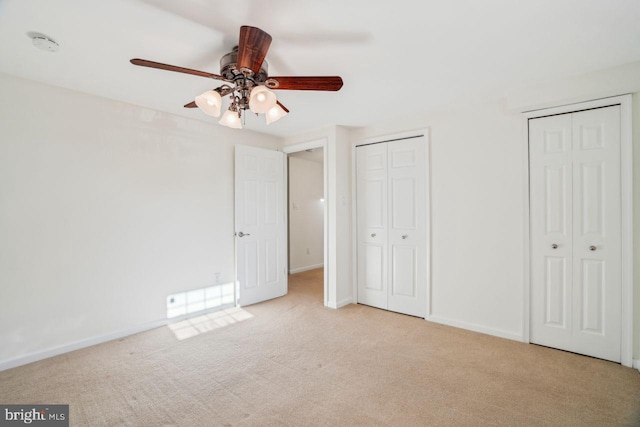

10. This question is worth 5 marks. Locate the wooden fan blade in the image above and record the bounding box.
[130,59,228,81]
[265,76,343,91]
[237,26,272,75]
[184,101,197,108]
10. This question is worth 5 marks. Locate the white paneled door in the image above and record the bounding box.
[235,145,286,306]
[356,137,427,317]
[530,106,622,362]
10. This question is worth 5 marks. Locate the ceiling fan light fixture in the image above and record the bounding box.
[219,109,243,129]
[131,26,343,131]
[249,85,277,114]
[195,90,222,117]
[265,102,289,125]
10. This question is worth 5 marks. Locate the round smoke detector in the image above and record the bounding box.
[27,32,60,53]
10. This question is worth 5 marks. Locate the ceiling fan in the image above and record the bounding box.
[130,26,343,129]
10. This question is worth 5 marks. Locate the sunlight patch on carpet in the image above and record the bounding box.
[167,307,253,341]
[166,282,235,319]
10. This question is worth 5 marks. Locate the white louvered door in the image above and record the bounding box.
[356,137,427,317]
[529,106,622,362]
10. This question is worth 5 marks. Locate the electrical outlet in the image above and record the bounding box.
[214,272,221,285]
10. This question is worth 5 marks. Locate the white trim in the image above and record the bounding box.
[521,114,531,343]
[427,314,523,342]
[619,95,634,368]
[282,151,289,302]
[167,303,236,323]
[424,129,432,317]
[0,319,167,372]
[283,139,325,154]
[351,141,358,309]
[522,94,633,367]
[289,263,324,274]
[522,94,631,117]
[352,128,431,318]
[284,139,329,307]
[335,297,353,308]
[633,359,640,372]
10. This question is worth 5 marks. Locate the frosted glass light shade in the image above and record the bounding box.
[195,90,222,117]
[218,109,242,129]
[265,103,289,125]
[249,86,277,114]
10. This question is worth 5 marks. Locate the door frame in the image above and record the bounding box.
[283,139,329,306]
[521,94,633,367]
[351,129,431,317]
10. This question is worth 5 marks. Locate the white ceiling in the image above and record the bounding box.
[1,0,639,137]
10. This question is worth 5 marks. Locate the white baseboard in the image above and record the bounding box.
[289,263,324,274]
[167,303,236,323]
[336,297,353,308]
[633,359,640,372]
[0,319,167,372]
[427,314,523,342]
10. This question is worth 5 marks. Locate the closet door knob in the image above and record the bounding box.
[589,245,596,251]
[371,233,376,238]
[551,244,558,249]
[402,235,408,239]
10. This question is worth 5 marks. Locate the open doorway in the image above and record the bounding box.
[286,143,326,304]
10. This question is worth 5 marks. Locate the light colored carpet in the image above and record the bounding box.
[1,268,639,426]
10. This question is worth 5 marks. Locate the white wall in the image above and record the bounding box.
[334,126,353,307]
[3,60,639,369]
[0,73,280,369]
[350,63,640,361]
[288,156,324,273]
[506,60,640,112]
[351,102,524,339]
[510,63,640,362]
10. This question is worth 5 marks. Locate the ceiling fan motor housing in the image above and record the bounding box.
[220,46,268,82]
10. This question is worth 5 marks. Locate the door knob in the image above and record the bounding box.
[551,244,558,249]
[371,233,376,238]
[402,235,408,239]
[237,231,250,237]
[589,245,596,251]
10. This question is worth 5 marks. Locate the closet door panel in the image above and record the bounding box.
[387,139,427,317]
[571,106,621,362]
[356,144,388,309]
[530,114,574,348]
[530,105,622,363]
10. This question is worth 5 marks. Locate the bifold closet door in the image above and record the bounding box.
[530,106,622,363]
[356,143,389,310]
[356,138,427,317]
[387,139,427,317]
